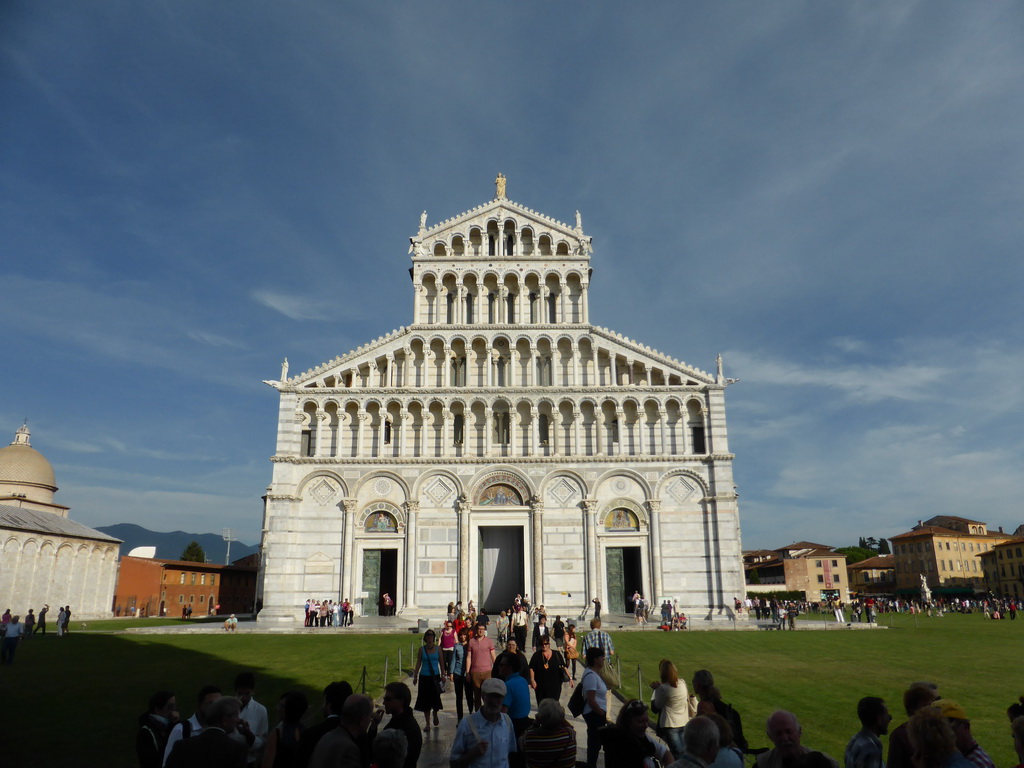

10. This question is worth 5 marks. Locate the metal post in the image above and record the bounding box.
[637,665,643,702]
[384,656,389,682]
[360,665,368,694]
[399,648,402,675]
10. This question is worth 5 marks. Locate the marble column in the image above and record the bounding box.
[342,498,358,605]
[457,495,470,604]
[558,280,567,324]
[581,281,589,323]
[658,406,667,455]
[313,410,326,456]
[404,501,419,610]
[583,500,599,606]
[572,340,581,387]
[530,496,545,605]
[647,499,663,603]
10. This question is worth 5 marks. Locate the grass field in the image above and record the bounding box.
[3,612,1019,766]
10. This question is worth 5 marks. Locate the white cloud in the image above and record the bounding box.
[250,289,335,321]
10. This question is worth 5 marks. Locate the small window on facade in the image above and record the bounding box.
[834,573,841,582]
[201,574,206,585]
[179,595,184,604]
[817,575,824,583]
[191,573,196,585]
[453,414,464,445]
[488,235,496,256]
[301,429,313,456]
[199,595,205,603]
[180,573,185,584]
[383,421,392,444]
[815,560,822,567]
[211,575,216,586]
[538,414,550,445]
[189,594,194,602]
[831,560,838,567]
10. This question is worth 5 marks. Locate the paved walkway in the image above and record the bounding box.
[408,665,622,768]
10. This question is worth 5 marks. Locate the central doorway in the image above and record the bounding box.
[479,526,525,614]
[605,546,643,613]
[361,549,398,616]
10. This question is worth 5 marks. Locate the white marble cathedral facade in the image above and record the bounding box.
[258,180,744,624]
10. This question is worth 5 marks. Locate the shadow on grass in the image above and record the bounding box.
[3,631,416,764]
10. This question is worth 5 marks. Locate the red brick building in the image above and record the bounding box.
[114,554,258,617]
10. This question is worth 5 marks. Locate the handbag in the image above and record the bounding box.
[567,677,586,717]
[598,660,620,689]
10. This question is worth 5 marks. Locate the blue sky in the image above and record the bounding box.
[3,2,1022,550]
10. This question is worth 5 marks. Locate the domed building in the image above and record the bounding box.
[0,424,120,619]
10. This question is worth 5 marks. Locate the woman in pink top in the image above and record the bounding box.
[439,620,457,673]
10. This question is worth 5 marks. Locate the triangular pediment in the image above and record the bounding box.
[418,197,582,242]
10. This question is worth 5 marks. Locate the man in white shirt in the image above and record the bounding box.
[232,671,268,767]
[450,678,517,768]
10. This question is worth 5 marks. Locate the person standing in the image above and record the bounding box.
[22,608,35,638]
[580,647,608,768]
[530,615,550,652]
[412,629,445,733]
[551,616,565,650]
[263,690,309,768]
[522,699,576,768]
[528,638,571,705]
[232,671,269,767]
[844,697,891,768]
[466,623,497,711]
[563,625,579,680]
[137,690,178,768]
[0,614,24,664]
[440,620,458,673]
[649,659,695,758]
[450,679,517,768]
[592,597,601,619]
[369,682,421,768]
[56,605,68,637]
[511,606,528,649]
[450,628,474,722]
[309,695,374,768]
[166,696,247,768]
[34,604,48,635]
[164,685,224,766]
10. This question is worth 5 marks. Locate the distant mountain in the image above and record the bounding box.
[97,523,259,564]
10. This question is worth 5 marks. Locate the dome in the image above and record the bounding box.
[0,425,57,492]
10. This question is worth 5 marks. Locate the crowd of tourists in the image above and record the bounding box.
[0,603,74,663]
[742,595,1020,624]
[134,651,1024,768]
[303,598,356,627]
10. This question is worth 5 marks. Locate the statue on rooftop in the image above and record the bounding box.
[495,173,507,199]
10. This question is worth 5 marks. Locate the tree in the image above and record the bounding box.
[878,538,891,555]
[180,540,206,563]
[836,546,876,565]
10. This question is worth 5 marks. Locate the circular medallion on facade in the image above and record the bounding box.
[614,479,628,492]
[374,478,393,496]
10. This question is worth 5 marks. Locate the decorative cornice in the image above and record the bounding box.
[270,453,734,465]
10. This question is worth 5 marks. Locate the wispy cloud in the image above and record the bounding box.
[251,289,336,321]
[187,330,247,349]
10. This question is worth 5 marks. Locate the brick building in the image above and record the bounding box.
[744,541,849,602]
[114,554,258,617]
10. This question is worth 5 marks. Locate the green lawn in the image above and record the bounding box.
[3,613,1019,766]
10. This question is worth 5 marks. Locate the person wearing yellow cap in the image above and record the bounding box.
[934,699,995,768]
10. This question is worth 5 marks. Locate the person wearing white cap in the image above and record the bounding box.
[450,677,517,768]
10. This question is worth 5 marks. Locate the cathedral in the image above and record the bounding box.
[258,179,744,624]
